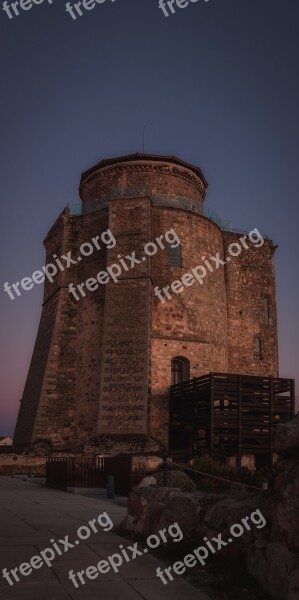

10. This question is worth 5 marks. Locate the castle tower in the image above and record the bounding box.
[14,154,278,452]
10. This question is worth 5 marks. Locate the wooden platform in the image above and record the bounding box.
[169,373,295,468]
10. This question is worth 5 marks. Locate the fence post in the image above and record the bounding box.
[290,379,295,418]
[269,377,274,470]
[163,454,168,486]
[210,373,215,459]
[107,475,115,499]
[237,375,242,468]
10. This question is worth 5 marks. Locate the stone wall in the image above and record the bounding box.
[150,206,228,444]
[13,154,279,452]
[224,231,278,376]
[0,454,46,476]
[79,155,206,205]
[98,196,151,435]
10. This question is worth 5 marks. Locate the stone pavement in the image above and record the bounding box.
[0,477,210,600]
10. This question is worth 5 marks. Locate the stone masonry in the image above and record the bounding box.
[13,153,279,451]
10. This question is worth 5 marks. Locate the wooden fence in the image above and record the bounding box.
[46,455,133,496]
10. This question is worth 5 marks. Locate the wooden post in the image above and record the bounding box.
[269,377,274,469]
[107,475,115,499]
[169,388,173,453]
[210,373,215,459]
[163,454,168,486]
[193,377,198,455]
[237,375,242,468]
[290,379,295,418]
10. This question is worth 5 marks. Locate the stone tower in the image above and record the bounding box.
[14,153,278,452]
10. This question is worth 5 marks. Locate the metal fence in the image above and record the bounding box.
[67,199,233,231]
[46,455,133,496]
[170,461,261,495]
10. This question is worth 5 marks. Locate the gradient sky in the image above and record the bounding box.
[0,0,298,437]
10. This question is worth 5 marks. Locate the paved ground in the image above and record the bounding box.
[0,477,210,600]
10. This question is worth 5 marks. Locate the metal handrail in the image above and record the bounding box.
[171,461,261,491]
[67,199,233,231]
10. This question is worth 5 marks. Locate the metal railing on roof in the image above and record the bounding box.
[67,198,233,231]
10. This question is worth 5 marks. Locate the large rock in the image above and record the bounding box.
[120,415,299,599]
[120,486,175,535]
[271,459,299,552]
[275,414,299,457]
[203,494,269,560]
[156,492,199,538]
[287,569,299,600]
[246,415,299,599]
[247,542,297,600]
[120,485,224,539]
[137,476,157,488]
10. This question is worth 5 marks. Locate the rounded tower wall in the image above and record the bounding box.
[149,206,228,445]
[79,157,206,205]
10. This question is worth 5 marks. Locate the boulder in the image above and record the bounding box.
[247,542,296,600]
[120,485,174,535]
[120,415,299,599]
[245,415,299,599]
[120,485,224,538]
[137,476,157,488]
[270,460,299,552]
[203,494,268,560]
[275,414,299,457]
[157,492,199,538]
[287,569,299,600]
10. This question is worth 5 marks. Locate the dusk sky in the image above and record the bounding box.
[0,0,298,436]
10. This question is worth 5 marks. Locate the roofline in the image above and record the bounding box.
[79,153,208,189]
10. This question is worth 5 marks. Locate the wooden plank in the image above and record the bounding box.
[210,373,215,458]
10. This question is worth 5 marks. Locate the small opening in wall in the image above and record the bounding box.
[171,356,190,385]
[255,336,262,356]
[264,297,270,326]
[167,243,182,267]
